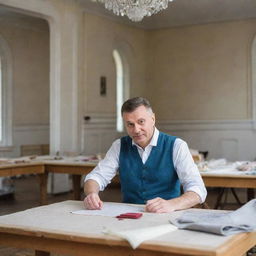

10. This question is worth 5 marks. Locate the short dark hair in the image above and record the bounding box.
[121,97,153,115]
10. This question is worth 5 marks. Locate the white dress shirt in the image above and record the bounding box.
[85,128,207,203]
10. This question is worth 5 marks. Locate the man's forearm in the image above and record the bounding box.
[84,179,100,196]
[169,191,201,211]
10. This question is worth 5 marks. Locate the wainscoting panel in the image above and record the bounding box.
[82,118,256,161]
[11,118,253,161]
[82,113,123,155]
[83,129,122,155]
[158,120,256,161]
[0,124,49,157]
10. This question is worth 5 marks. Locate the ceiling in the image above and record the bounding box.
[1,0,256,30]
[79,0,256,29]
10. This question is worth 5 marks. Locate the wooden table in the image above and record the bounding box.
[0,162,46,205]
[0,200,255,256]
[201,172,256,208]
[0,159,97,205]
[201,172,256,189]
[44,160,96,201]
[1,159,255,208]
[42,160,256,206]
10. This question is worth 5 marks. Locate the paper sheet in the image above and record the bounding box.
[71,203,144,217]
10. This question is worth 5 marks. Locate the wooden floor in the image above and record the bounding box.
[0,175,254,256]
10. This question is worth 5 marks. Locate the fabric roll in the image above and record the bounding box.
[171,199,256,235]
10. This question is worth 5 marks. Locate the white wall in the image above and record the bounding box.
[145,19,256,161]
[82,18,256,161]
[0,11,50,157]
[147,19,256,121]
[1,1,256,161]
[83,13,148,117]
[158,120,256,161]
[82,13,148,155]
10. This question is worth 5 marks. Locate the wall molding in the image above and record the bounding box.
[157,119,256,131]
[0,146,14,152]
[83,113,256,131]
[0,124,49,157]
[0,14,49,32]
[84,113,116,130]
[82,114,256,160]
[14,124,49,132]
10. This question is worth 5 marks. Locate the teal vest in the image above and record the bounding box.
[119,132,180,204]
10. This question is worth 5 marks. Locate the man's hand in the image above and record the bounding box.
[83,179,103,210]
[145,192,201,213]
[83,192,103,210]
[145,197,175,213]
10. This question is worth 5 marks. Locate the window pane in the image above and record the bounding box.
[113,50,124,132]
[0,57,2,141]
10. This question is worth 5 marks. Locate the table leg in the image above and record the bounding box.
[72,174,82,200]
[247,188,255,201]
[214,187,225,209]
[231,188,243,205]
[39,172,48,205]
[35,250,50,256]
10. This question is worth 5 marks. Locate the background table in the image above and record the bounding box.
[201,171,256,208]
[44,160,96,200]
[42,160,256,207]
[0,162,45,204]
[43,160,256,201]
[1,158,255,208]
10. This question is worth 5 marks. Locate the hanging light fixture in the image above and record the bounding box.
[91,0,174,22]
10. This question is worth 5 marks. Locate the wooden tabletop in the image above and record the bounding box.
[1,158,255,205]
[0,161,44,176]
[201,172,256,188]
[0,201,255,256]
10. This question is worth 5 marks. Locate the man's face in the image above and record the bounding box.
[123,105,155,148]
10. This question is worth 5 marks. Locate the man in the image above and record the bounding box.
[84,97,207,213]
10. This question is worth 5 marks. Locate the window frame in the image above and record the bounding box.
[113,49,124,132]
[113,48,130,133]
[0,35,13,147]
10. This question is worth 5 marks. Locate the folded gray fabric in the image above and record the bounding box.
[171,199,256,235]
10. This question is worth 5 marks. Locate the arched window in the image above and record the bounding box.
[252,35,256,129]
[0,35,13,146]
[113,49,125,132]
[0,57,2,141]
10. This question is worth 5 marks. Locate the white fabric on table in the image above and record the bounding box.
[103,224,177,249]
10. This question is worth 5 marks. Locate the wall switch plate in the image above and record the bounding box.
[100,76,107,96]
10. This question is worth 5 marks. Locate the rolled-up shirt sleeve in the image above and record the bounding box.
[173,138,207,203]
[84,139,120,191]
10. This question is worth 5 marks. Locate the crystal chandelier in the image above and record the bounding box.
[91,0,174,22]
